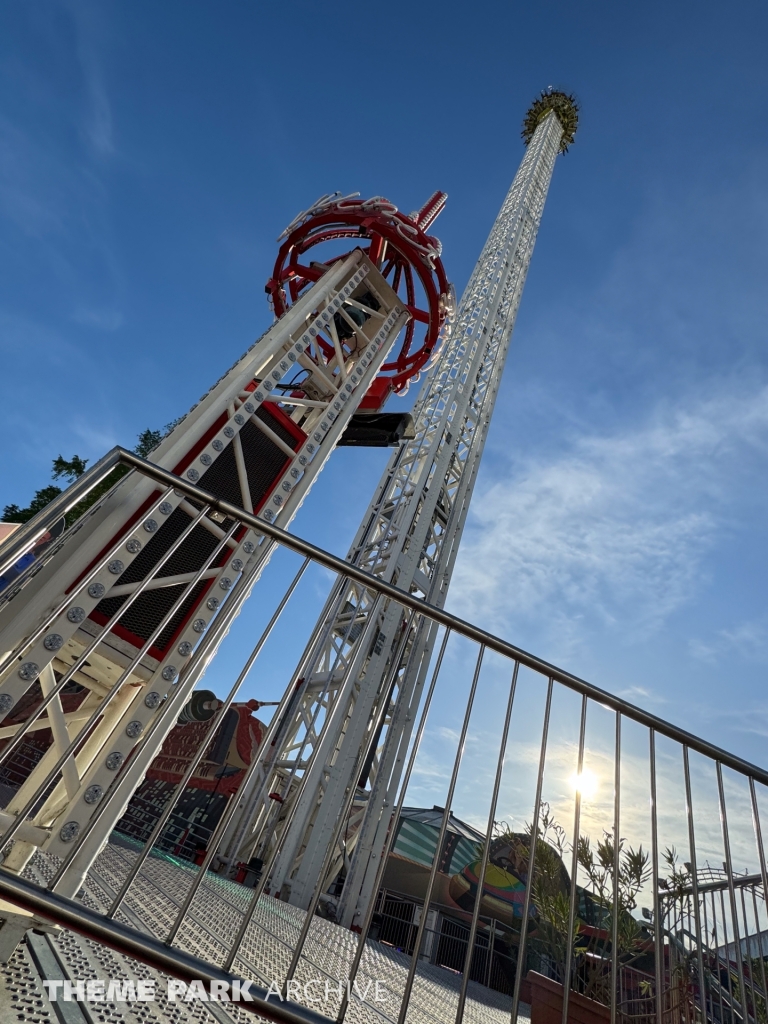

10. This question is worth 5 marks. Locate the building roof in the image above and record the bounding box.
[0,522,22,545]
[392,807,485,876]
[399,807,484,843]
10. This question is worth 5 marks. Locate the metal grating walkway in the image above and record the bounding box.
[0,836,525,1024]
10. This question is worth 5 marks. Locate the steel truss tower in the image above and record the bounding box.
[0,163,452,936]
[222,93,579,928]
[0,252,414,900]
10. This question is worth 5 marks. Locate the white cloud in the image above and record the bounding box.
[617,685,667,704]
[0,115,66,238]
[72,306,123,331]
[689,617,768,664]
[449,382,768,648]
[65,0,115,158]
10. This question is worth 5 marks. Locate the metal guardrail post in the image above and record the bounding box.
[6,451,768,1024]
[454,660,519,1023]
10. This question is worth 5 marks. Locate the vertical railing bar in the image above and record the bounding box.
[106,556,311,918]
[561,695,588,1024]
[3,502,220,857]
[740,885,758,1017]
[223,579,383,879]
[618,960,621,1020]
[685,893,692,1024]
[668,892,677,1024]
[280,609,421,991]
[47,512,242,885]
[649,729,664,1024]
[683,745,708,1024]
[220,590,388,970]
[684,892,688,1019]
[684,896,689,1023]
[749,778,768,1008]
[166,590,391,947]
[693,892,705,1024]
[750,887,768,1011]
[611,712,621,1024]
[510,677,554,1024]
[664,890,673,1024]
[716,761,748,1022]
[335,627,451,1022]
[703,889,719,1024]
[709,890,727,1024]
[486,916,496,990]
[454,659,520,1024]
[718,887,739,1017]
[0,487,191,770]
[395,643,486,1024]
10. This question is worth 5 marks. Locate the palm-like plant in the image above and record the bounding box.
[497,802,652,1005]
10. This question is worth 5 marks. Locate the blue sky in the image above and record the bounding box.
[2,1,768,772]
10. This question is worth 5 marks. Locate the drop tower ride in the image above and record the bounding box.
[219,90,580,930]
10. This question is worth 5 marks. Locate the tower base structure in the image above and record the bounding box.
[0,250,409,920]
[223,94,579,937]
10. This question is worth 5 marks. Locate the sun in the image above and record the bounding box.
[570,768,598,800]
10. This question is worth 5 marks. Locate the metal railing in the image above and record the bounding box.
[370,889,518,995]
[115,792,219,864]
[1,448,768,1024]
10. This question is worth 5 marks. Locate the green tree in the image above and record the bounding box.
[51,455,89,481]
[2,486,66,525]
[2,453,90,524]
[134,429,164,459]
[494,803,652,1004]
[134,418,181,459]
[2,423,177,525]
[574,830,652,1002]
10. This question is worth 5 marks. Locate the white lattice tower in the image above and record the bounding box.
[223,94,578,927]
[0,251,410,899]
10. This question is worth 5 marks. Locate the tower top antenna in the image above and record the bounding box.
[522,89,579,152]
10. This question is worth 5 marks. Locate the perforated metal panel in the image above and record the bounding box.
[14,839,522,1024]
[0,944,55,1024]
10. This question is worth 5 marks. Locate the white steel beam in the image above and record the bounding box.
[0,250,409,902]
[234,109,567,925]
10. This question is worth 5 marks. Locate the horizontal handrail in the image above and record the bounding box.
[3,446,768,1024]
[110,448,768,788]
[670,870,764,897]
[0,447,126,580]
[5,443,767,786]
[0,868,334,1024]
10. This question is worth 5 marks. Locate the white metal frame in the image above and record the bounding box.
[3,446,768,1024]
[224,111,565,928]
[0,250,409,899]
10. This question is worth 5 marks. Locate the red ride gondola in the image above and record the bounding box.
[266,190,454,412]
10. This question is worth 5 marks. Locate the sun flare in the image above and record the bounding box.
[570,768,598,800]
